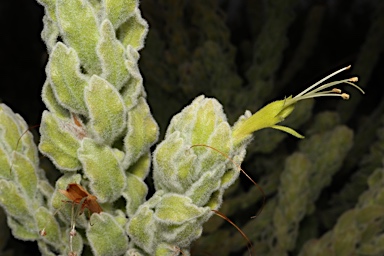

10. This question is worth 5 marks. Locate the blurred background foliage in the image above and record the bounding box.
[1,0,384,255]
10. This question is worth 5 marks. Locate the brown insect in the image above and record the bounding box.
[59,183,102,215]
[57,183,102,255]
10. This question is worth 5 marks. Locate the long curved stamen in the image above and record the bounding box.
[297,91,348,100]
[290,70,364,106]
[304,77,363,97]
[302,79,349,96]
[294,65,352,98]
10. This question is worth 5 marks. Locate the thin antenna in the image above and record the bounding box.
[9,124,40,173]
[212,209,253,256]
[190,144,266,218]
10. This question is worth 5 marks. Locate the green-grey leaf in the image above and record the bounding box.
[0,104,26,153]
[12,152,38,200]
[0,180,31,221]
[122,173,148,217]
[185,171,221,207]
[97,20,130,90]
[56,0,100,73]
[104,0,137,29]
[0,147,11,179]
[127,206,156,254]
[78,138,126,202]
[38,111,82,171]
[41,81,70,118]
[118,8,148,50]
[87,213,129,256]
[35,207,62,249]
[85,75,126,145]
[41,14,59,53]
[155,194,208,224]
[127,152,151,180]
[123,97,158,169]
[36,0,57,22]
[47,43,89,115]
[7,216,38,241]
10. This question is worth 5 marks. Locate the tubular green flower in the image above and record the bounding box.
[233,65,364,144]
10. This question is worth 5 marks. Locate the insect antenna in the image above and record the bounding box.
[68,197,87,256]
[9,124,40,174]
[212,209,253,256]
[190,144,266,218]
